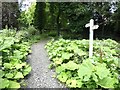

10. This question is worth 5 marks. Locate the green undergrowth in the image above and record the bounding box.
[19,26,49,44]
[28,33,49,44]
[45,38,120,89]
[0,29,32,89]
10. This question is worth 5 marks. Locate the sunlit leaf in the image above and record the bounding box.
[97,77,118,88]
[14,72,24,79]
[78,60,94,79]
[61,52,73,60]
[57,72,68,82]
[0,70,5,77]
[95,63,110,79]
[23,66,31,76]
[62,61,79,70]
[5,73,14,79]
[4,63,12,69]
[8,81,20,88]
[66,79,82,88]
[0,78,9,88]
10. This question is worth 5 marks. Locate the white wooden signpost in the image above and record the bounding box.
[85,19,99,58]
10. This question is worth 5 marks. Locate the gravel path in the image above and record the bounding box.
[25,39,64,88]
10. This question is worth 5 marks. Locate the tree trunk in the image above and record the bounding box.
[56,3,61,37]
[34,2,46,34]
[0,1,2,30]
[101,24,104,38]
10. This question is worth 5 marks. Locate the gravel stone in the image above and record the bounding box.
[25,39,65,88]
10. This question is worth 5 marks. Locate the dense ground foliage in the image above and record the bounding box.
[45,38,120,88]
[0,29,31,89]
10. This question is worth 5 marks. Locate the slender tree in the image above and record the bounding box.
[0,1,2,30]
[34,2,46,34]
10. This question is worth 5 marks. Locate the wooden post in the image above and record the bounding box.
[85,19,99,58]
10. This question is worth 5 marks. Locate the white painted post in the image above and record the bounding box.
[89,19,94,58]
[85,19,99,58]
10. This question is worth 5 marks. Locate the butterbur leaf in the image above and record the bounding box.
[14,50,24,60]
[70,43,78,50]
[0,37,14,50]
[113,57,119,67]
[83,75,91,81]
[53,58,63,65]
[57,72,69,82]
[55,60,62,65]
[66,71,72,78]
[78,60,94,79]
[66,79,82,88]
[66,46,73,51]
[15,64,23,69]
[14,39,19,42]
[62,61,79,70]
[61,52,73,60]
[97,77,118,88]
[56,66,65,74]
[0,78,9,88]
[74,48,86,56]
[92,73,98,82]
[5,73,14,78]
[14,72,24,79]
[23,66,31,76]
[0,70,5,77]
[21,62,27,66]
[8,81,20,88]
[4,63,12,69]
[95,63,110,79]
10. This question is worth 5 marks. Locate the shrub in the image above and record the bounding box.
[0,29,31,89]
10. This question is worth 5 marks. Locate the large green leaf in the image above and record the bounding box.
[56,66,65,74]
[92,73,98,82]
[13,50,24,60]
[62,61,79,70]
[72,43,87,56]
[14,72,24,79]
[15,63,23,69]
[5,73,14,79]
[23,66,31,76]
[0,78,9,88]
[0,70,5,77]
[70,43,78,50]
[53,58,63,65]
[4,63,12,69]
[57,72,69,83]
[76,49,87,56]
[61,52,73,60]
[95,63,110,79]
[0,37,14,51]
[66,79,83,88]
[97,77,118,88]
[8,81,20,88]
[78,60,94,79]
